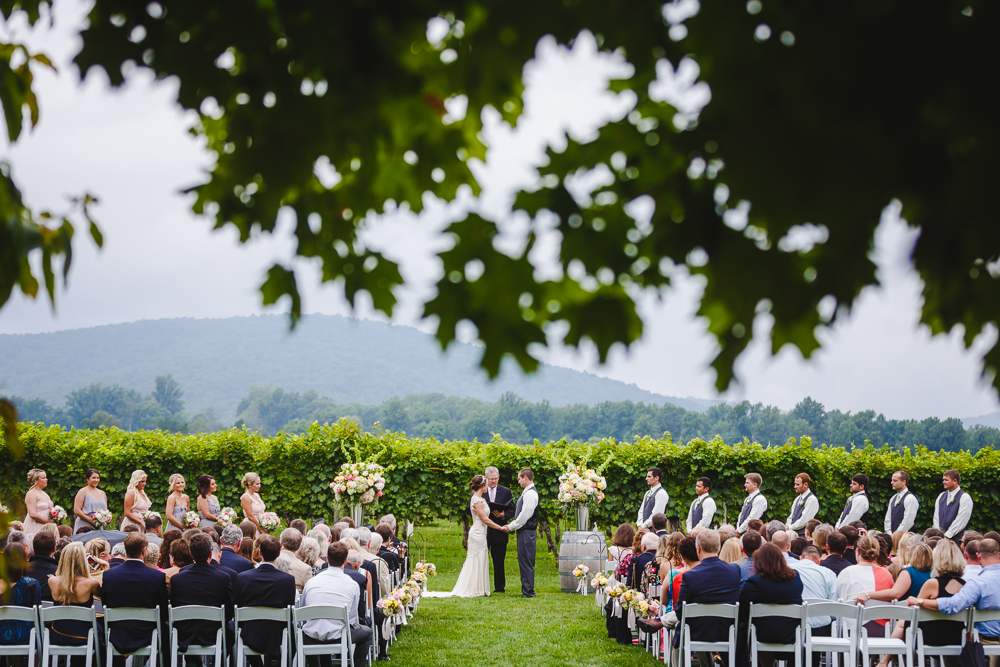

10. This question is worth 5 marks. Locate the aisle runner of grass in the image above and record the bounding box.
[392,520,659,666]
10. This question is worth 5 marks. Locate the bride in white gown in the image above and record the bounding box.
[448,475,506,598]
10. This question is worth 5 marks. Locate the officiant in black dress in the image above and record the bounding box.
[484,466,515,593]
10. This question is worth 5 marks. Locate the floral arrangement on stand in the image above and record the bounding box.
[377,560,435,644]
[217,507,239,526]
[183,511,201,529]
[414,562,436,576]
[573,564,591,594]
[620,589,647,630]
[330,462,387,508]
[591,572,610,607]
[49,505,68,523]
[606,581,627,619]
[259,511,280,533]
[556,448,613,530]
[93,508,113,529]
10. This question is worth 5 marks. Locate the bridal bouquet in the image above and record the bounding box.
[573,564,591,595]
[556,463,608,507]
[93,508,113,529]
[217,507,239,526]
[259,511,280,533]
[182,511,201,529]
[49,505,68,523]
[330,462,387,507]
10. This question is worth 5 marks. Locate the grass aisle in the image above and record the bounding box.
[392,520,660,666]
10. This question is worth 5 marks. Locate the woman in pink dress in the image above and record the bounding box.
[23,468,54,535]
[120,470,152,531]
[240,472,266,534]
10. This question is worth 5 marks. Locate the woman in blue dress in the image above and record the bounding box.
[196,475,221,527]
[72,468,109,533]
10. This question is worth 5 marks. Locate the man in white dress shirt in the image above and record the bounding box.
[637,467,669,530]
[736,473,768,535]
[835,474,871,529]
[503,468,539,598]
[933,469,974,542]
[884,471,919,534]
[686,477,717,533]
[300,542,373,667]
[786,473,819,536]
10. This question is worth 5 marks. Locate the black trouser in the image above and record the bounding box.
[489,541,508,592]
[304,626,373,667]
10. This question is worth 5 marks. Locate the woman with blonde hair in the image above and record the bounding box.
[47,542,101,649]
[812,528,830,557]
[164,474,190,530]
[121,470,151,531]
[84,537,111,583]
[240,472,266,534]
[720,537,745,564]
[23,468,54,534]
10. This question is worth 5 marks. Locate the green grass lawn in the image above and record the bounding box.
[392,520,660,666]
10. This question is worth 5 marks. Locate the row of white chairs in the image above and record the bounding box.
[0,603,363,667]
[647,599,1000,667]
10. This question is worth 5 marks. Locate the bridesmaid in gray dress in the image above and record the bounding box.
[196,475,221,527]
[73,468,109,532]
[165,474,190,531]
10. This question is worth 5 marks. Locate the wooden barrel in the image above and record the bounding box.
[558,530,607,593]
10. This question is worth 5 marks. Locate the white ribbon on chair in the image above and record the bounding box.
[612,598,623,619]
[595,588,605,608]
[627,606,637,630]
[382,616,396,641]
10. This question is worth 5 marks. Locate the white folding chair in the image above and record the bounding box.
[859,602,916,667]
[364,592,378,663]
[677,602,739,667]
[804,601,860,667]
[168,605,226,667]
[104,606,160,667]
[41,605,100,667]
[234,606,291,667]
[749,603,806,667]
[294,605,353,667]
[0,605,39,665]
[971,609,1000,662]
[914,607,971,667]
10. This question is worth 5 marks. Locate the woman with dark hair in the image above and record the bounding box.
[0,543,41,646]
[615,529,646,581]
[196,475,220,527]
[874,532,893,567]
[738,543,804,667]
[608,523,635,572]
[238,537,255,561]
[445,475,505,598]
[239,520,256,540]
[158,530,182,569]
[162,539,193,581]
[73,468,108,533]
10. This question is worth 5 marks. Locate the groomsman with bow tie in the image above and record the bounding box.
[736,473,768,535]
[884,471,919,534]
[483,466,514,593]
[835,473,871,529]
[686,477,716,533]
[636,468,669,530]
[786,472,819,536]
[933,469,974,542]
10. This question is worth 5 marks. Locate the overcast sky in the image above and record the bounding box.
[2,0,998,420]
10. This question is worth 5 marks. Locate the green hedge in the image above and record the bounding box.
[3,419,1000,534]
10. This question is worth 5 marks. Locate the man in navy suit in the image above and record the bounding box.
[676,529,742,667]
[26,530,59,601]
[220,525,254,573]
[170,532,234,656]
[235,535,296,667]
[101,532,169,658]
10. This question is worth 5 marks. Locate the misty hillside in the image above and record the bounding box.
[0,315,719,420]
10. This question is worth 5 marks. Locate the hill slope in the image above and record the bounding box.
[0,315,718,420]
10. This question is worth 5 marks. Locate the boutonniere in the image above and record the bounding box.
[948,495,955,505]
[894,496,902,506]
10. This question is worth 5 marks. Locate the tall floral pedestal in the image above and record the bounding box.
[352,504,364,527]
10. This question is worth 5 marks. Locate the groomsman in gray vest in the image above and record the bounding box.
[933,469,974,542]
[686,477,717,533]
[736,472,768,535]
[786,472,819,536]
[884,471,919,534]
[637,467,669,530]
[503,468,539,598]
[835,473,871,529]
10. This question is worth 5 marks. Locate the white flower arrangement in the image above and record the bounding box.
[0,502,9,514]
[93,508,113,529]
[557,463,608,507]
[259,511,280,533]
[329,462,386,507]
[182,511,201,529]
[415,562,437,576]
[217,507,239,526]
[49,505,68,522]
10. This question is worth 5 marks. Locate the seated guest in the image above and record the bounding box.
[343,550,370,618]
[26,530,59,601]
[739,543,804,667]
[298,537,325,576]
[791,537,808,558]
[239,521,256,540]
[838,526,859,564]
[805,519,821,544]
[279,527,313,592]
[651,513,669,537]
[144,543,160,569]
[615,529,645,582]
[765,521,787,542]
[858,542,932,605]
[307,529,330,563]
[238,537,255,562]
[0,543,41,646]
[770,530,796,564]
[747,519,765,537]
[54,537,71,560]
[378,515,406,557]
[289,519,308,534]
[661,535,699,632]
[629,532,659,590]
[361,532,392,596]
[122,525,140,533]
[718,524,737,545]
[58,525,73,539]
[158,531,182,569]
[656,533,685,613]
[300,542,374,667]
[720,537,744,565]
[220,525,254,573]
[608,523,635,572]
[163,539,193,580]
[374,525,401,571]
[740,531,763,583]
[640,534,667,598]
[144,515,164,546]
[924,527,946,539]
[677,530,741,666]
[836,535,894,635]
[47,543,102,651]
[108,542,127,568]
[170,532,234,654]
[812,528,830,557]
[235,535,297,667]
[821,532,853,576]
[101,532,169,656]
[965,540,983,579]
[790,545,837,661]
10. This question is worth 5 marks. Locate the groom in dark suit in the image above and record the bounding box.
[484,466,515,593]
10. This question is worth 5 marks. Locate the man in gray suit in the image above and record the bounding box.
[503,468,539,598]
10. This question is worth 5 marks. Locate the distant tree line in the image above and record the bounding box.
[7,380,999,452]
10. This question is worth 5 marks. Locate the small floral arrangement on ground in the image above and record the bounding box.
[415,562,436,576]
[217,507,239,526]
[409,570,428,585]
[259,511,280,533]
[49,505,68,522]
[392,587,412,607]
[590,572,609,588]
[401,581,422,601]
[183,511,201,528]
[330,462,386,507]
[93,508,113,529]
[378,596,402,616]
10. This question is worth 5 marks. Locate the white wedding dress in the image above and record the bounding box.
[425,495,490,598]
